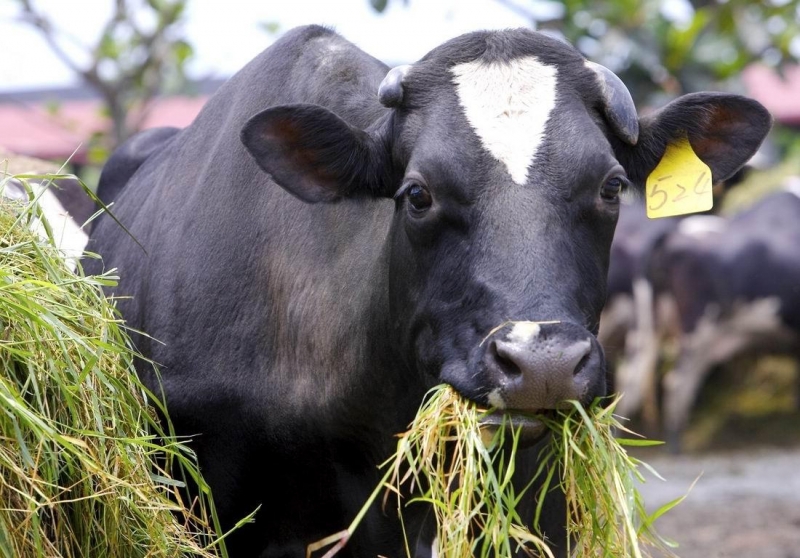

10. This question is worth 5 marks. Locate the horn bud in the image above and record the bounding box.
[378,64,412,108]
[586,60,639,146]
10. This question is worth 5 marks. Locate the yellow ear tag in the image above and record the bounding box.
[645,136,713,219]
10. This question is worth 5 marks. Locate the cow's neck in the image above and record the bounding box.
[263,198,412,428]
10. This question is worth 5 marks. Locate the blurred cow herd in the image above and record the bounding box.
[600,172,800,451]
[4,157,799,454]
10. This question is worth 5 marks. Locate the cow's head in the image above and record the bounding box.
[240,29,771,437]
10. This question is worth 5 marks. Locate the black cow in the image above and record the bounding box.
[649,186,800,451]
[84,25,771,557]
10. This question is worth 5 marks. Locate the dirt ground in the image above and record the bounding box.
[632,442,800,558]
[611,354,800,558]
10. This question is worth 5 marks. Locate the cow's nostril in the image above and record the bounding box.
[489,340,522,377]
[573,352,591,377]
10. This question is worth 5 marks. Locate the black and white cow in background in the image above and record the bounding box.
[598,165,755,434]
[647,183,800,452]
[84,25,771,557]
[598,200,681,432]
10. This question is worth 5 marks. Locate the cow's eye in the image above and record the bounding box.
[601,176,625,201]
[407,183,433,213]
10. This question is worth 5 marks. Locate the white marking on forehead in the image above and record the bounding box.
[451,56,558,185]
[507,321,542,345]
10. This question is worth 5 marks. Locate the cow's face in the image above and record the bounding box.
[381,35,627,420]
[240,29,772,431]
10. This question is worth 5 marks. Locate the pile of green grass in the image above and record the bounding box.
[312,386,685,558]
[0,174,227,557]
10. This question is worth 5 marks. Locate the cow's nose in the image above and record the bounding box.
[484,321,606,412]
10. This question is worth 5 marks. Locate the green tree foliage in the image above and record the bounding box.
[14,0,193,161]
[524,0,800,107]
[372,0,800,107]
[509,0,800,168]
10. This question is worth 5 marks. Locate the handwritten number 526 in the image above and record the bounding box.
[648,171,710,212]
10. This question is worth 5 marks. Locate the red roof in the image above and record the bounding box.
[0,95,208,164]
[742,64,800,126]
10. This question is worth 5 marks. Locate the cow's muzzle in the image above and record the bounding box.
[482,321,607,414]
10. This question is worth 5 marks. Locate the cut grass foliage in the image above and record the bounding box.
[539,397,684,557]
[0,172,228,557]
[312,384,685,558]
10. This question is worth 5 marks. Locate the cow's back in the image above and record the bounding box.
[94,127,180,209]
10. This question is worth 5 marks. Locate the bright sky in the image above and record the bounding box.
[0,0,535,92]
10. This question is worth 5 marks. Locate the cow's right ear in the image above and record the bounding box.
[617,92,773,191]
[240,104,392,203]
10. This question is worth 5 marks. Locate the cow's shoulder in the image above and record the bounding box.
[271,23,339,49]
[241,23,371,77]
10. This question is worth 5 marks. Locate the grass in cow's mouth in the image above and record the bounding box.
[385,385,552,557]
[0,177,229,557]
[539,398,684,557]
[310,385,685,558]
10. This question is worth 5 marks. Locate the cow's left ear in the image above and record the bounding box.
[618,92,772,190]
[240,104,392,203]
